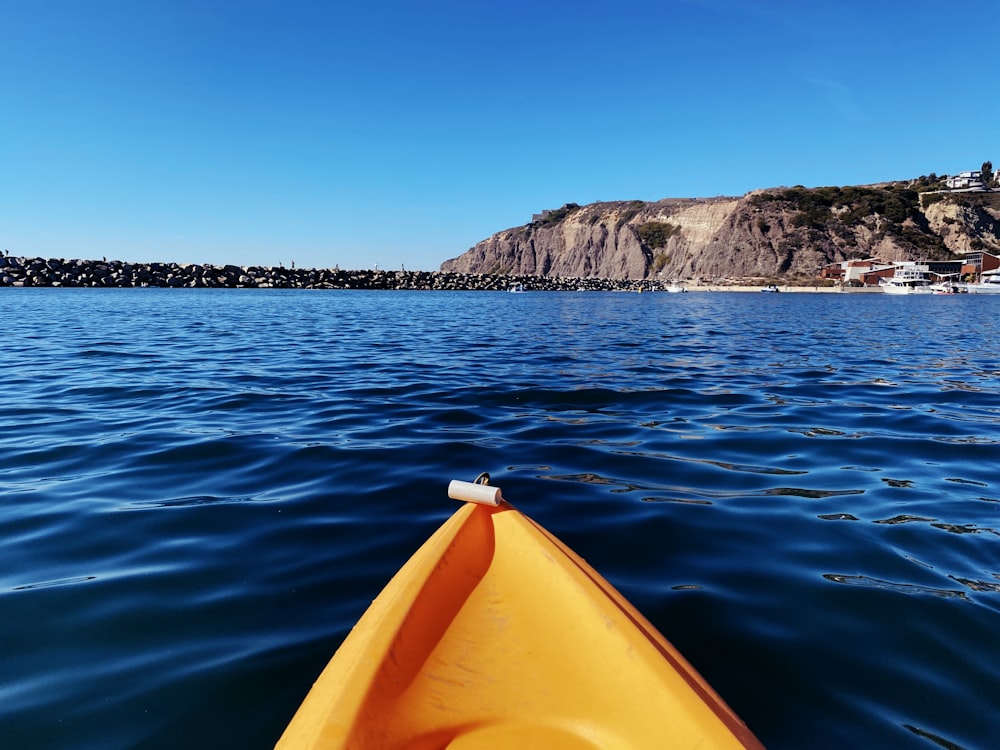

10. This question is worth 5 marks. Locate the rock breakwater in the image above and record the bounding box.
[0,256,677,291]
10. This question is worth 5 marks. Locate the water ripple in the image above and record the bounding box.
[822,574,969,600]
[2,290,1000,749]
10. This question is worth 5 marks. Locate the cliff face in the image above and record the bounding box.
[922,194,1000,256]
[441,187,1000,280]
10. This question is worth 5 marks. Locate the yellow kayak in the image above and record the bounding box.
[278,480,763,749]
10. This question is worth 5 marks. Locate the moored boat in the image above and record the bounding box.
[278,479,764,749]
[965,270,1000,294]
[879,267,933,294]
[929,282,963,295]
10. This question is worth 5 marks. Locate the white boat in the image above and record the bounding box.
[665,282,687,293]
[879,267,933,295]
[965,270,1000,294]
[929,277,967,294]
[929,283,962,295]
[760,285,780,293]
[927,273,965,295]
[509,283,526,293]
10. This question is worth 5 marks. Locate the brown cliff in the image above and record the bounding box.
[441,184,1000,280]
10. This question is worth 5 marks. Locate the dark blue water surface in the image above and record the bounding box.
[2,288,1000,749]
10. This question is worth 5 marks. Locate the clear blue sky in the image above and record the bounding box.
[2,1,997,271]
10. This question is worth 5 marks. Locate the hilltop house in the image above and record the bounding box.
[946,171,986,190]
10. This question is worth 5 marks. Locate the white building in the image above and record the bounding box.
[945,171,985,190]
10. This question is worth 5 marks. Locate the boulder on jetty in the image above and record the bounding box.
[0,256,674,291]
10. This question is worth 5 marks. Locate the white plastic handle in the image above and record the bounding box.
[448,479,503,506]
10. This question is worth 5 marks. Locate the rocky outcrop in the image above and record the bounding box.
[442,186,1000,280]
[922,194,1000,256]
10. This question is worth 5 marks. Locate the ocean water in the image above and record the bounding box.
[2,288,999,749]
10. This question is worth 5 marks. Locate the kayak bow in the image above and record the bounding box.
[278,480,763,749]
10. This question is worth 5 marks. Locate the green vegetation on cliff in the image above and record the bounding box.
[753,183,953,259]
[754,184,922,227]
[922,191,1000,211]
[532,202,582,225]
[636,221,679,248]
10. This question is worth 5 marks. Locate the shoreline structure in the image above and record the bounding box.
[0,256,875,293]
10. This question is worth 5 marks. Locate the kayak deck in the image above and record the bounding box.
[278,500,762,749]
